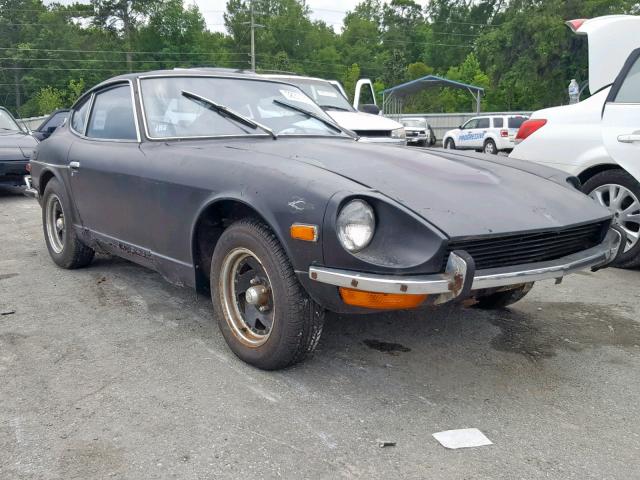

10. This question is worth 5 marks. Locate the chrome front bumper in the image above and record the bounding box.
[23,175,38,199]
[309,228,623,303]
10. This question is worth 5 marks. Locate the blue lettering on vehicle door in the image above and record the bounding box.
[459,132,485,141]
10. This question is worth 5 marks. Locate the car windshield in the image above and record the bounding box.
[140,76,348,139]
[280,78,354,112]
[0,109,22,132]
[401,119,425,128]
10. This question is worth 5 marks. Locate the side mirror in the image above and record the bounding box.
[359,104,380,115]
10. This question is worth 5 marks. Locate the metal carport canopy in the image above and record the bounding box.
[382,75,485,113]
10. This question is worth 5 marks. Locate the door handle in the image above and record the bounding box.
[69,161,80,169]
[617,133,640,143]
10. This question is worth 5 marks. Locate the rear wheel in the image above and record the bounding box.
[42,177,95,269]
[483,139,497,154]
[210,219,325,370]
[444,138,455,149]
[475,283,533,309]
[583,170,640,268]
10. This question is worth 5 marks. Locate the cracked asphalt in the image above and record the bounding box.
[1,186,640,479]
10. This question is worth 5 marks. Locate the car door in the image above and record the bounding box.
[472,117,490,149]
[602,48,640,183]
[457,118,478,149]
[67,82,152,252]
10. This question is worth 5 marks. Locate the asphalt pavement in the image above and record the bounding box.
[1,187,639,479]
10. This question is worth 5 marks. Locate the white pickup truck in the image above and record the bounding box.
[265,75,406,144]
[510,15,640,267]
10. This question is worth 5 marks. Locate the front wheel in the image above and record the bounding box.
[210,219,325,370]
[444,138,455,149]
[474,283,533,309]
[583,169,640,268]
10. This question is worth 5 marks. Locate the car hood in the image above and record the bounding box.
[0,131,38,160]
[326,111,403,132]
[237,139,610,238]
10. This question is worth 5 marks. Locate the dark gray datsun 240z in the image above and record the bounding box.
[27,69,625,369]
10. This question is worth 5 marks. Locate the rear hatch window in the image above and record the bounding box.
[508,116,527,129]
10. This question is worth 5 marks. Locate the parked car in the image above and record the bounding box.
[511,15,640,268]
[29,69,623,369]
[443,115,529,154]
[32,109,69,141]
[0,107,38,187]
[400,117,435,146]
[264,74,407,144]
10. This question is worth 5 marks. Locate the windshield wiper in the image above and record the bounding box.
[321,105,350,112]
[181,90,277,140]
[272,99,351,137]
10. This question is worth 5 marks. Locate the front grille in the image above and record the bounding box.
[442,222,607,271]
[354,130,391,138]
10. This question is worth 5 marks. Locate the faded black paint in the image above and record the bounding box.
[30,70,613,313]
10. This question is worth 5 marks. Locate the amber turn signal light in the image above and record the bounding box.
[339,287,427,310]
[290,223,318,242]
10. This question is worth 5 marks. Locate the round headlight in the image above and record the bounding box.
[337,200,375,253]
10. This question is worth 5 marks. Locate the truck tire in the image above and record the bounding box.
[582,169,640,268]
[210,219,325,370]
[444,138,456,149]
[42,177,95,269]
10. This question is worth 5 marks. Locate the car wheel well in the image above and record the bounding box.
[39,170,56,197]
[192,200,272,291]
[578,164,623,185]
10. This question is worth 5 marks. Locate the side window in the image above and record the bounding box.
[492,117,503,128]
[42,111,68,131]
[71,98,91,134]
[614,56,640,103]
[86,85,137,140]
[476,118,490,128]
[462,119,477,129]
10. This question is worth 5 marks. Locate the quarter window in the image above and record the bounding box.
[493,117,503,128]
[71,98,91,134]
[86,85,137,140]
[614,56,640,103]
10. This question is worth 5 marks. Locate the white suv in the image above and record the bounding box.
[443,115,528,154]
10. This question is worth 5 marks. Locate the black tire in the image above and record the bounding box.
[483,139,497,155]
[42,177,95,269]
[444,138,455,149]
[582,169,640,268]
[475,283,533,309]
[210,219,325,370]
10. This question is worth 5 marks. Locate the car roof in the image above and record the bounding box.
[73,68,270,109]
